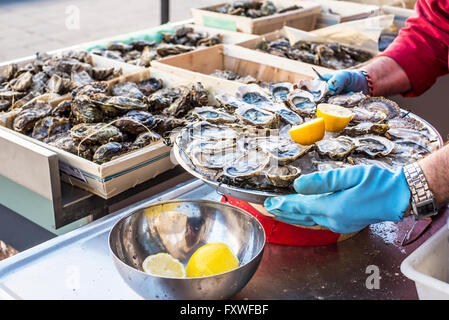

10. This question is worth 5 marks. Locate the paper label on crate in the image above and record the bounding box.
[202,16,237,32]
[59,162,87,183]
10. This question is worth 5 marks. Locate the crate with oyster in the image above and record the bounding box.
[173,80,442,203]
[0,50,221,198]
[236,15,394,70]
[191,0,321,35]
[85,23,258,68]
[152,44,328,95]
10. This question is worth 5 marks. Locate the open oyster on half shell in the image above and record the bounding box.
[315,136,358,160]
[265,164,301,188]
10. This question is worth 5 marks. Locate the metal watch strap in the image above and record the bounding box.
[403,162,438,219]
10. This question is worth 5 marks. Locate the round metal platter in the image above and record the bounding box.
[173,110,443,205]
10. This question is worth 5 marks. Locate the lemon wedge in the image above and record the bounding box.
[288,118,325,145]
[316,103,354,132]
[186,243,239,278]
[142,253,186,278]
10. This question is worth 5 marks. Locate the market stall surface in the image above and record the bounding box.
[0,179,447,300]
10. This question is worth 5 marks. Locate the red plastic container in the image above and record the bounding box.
[221,195,359,246]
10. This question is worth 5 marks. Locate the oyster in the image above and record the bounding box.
[190,145,241,169]
[94,96,147,117]
[71,95,103,123]
[69,123,123,145]
[137,78,163,96]
[271,103,303,125]
[346,156,395,170]
[269,82,294,102]
[236,84,273,109]
[191,107,237,124]
[32,116,71,141]
[358,97,400,120]
[190,82,209,107]
[189,121,239,141]
[215,93,245,112]
[355,135,395,157]
[13,102,52,133]
[326,92,366,107]
[315,136,357,160]
[260,137,312,164]
[113,110,157,135]
[93,142,124,164]
[222,147,270,180]
[265,165,301,188]
[130,131,162,149]
[312,159,350,171]
[339,122,390,137]
[351,106,388,123]
[51,100,72,117]
[156,44,194,57]
[287,89,316,116]
[12,72,33,91]
[111,81,144,100]
[48,133,92,160]
[235,104,279,128]
[295,79,328,102]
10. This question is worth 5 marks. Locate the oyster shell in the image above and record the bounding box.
[287,89,316,116]
[265,164,301,188]
[260,137,312,164]
[113,110,157,135]
[69,123,123,145]
[222,147,270,179]
[190,145,241,170]
[339,122,390,137]
[295,79,328,102]
[93,142,124,164]
[111,81,144,100]
[312,159,350,171]
[271,103,303,125]
[94,96,147,117]
[315,136,357,160]
[13,102,52,133]
[71,95,103,123]
[47,133,92,160]
[326,92,366,107]
[269,82,294,102]
[355,135,395,157]
[235,104,279,128]
[215,93,244,112]
[358,97,400,120]
[191,107,237,124]
[189,121,239,141]
[236,84,273,109]
[32,116,71,141]
[130,131,162,149]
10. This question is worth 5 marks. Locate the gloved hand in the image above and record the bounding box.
[264,165,411,234]
[321,70,369,95]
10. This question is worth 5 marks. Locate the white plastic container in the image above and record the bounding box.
[401,220,449,300]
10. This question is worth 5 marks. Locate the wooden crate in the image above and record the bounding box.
[191,0,321,35]
[0,67,227,199]
[152,44,323,97]
[313,0,380,28]
[382,0,416,28]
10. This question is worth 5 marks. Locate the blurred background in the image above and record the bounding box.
[0,0,220,61]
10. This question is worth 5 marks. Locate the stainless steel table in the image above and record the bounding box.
[0,179,447,300]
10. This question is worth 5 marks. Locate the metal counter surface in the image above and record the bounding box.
[0,179,447,300]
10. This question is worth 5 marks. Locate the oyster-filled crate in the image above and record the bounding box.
[190,0,321,35]
[312,0,380,28]
[152,44,329,96]
[0,61,217,199]
[80,23,259,54]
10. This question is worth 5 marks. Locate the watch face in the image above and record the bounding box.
[415,198,438,218]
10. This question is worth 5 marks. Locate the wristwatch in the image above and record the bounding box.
[403,162,438,219]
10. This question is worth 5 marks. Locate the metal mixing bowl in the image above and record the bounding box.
[109,199,266,300]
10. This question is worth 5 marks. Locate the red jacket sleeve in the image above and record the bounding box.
[379,0,449,97]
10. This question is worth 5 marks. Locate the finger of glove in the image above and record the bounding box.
[310,215,367,234]
[326,72,350,95]
[264,194,325,216]
[293,166,368,195]
[275,215,317,227]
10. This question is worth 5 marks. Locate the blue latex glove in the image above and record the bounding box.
[321,70,369,95]
[264,166,411,234]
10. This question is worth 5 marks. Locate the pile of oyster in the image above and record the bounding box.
[91,26,223,67]
[209,69,277,89]
[256,37,374,70]
[176,80,439,192]
[1,69,209,164]
[0,51,123,113]
[210,0,302,18]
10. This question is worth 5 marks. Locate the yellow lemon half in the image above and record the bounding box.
[186,243,239,278]
[142,253,186,278]
[316,103,354,132]
[289,118,325,145]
